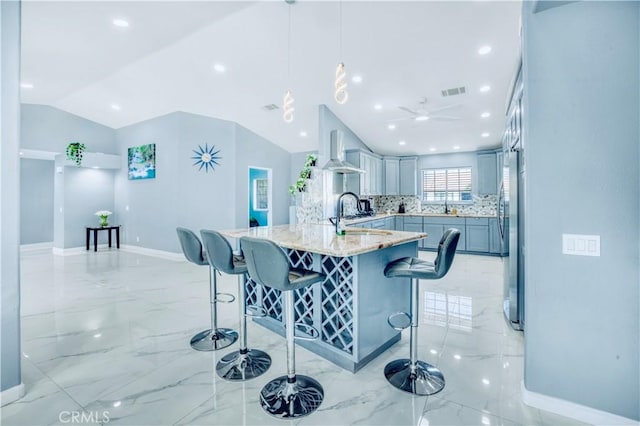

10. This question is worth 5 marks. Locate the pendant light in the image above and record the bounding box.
[283,1,295,123]
[334,0,348,105]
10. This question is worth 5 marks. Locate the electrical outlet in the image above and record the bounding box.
[562,234,600,256]
[125,205,129,211]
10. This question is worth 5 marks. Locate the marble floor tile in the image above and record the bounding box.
[1,359,92,426]
[3,249,585,426]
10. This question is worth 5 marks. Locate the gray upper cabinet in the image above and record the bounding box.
[383,158,400,195]
[399,157,418,195]
[477,152,498,195]
[345,150,383,196]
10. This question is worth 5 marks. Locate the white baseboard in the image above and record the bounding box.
[50,244,184,261]
[20,242,53,253]
[521,381,639,425]
[52,246,104,256]
[0,383,25,407]
[120,244,184,261]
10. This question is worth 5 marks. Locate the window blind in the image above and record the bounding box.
[422,167,472,201]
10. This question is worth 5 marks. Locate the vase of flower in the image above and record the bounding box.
[95,210,112,227]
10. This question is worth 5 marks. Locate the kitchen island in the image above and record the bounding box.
[220,223,426,372]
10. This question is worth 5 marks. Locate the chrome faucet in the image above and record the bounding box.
[335,192,360,235]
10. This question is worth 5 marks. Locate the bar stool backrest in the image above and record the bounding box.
[200,229,236,274]
[240,236,291,291]
[176,227,207,266]
[433,228,461,278]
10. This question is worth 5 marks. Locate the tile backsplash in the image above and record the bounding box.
[367,194,498,216]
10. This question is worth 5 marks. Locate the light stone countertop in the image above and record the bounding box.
[344,212,496,225]
[219,223,426,257]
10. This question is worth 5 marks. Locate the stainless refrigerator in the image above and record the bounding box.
[501,149,525,331]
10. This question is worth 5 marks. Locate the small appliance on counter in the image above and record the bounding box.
[358,199,374,215]
[398,203,405,214]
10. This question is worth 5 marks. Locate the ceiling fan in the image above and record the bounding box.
[392,98,462,122]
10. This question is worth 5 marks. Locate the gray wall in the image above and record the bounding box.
[20,159,54,244]
[21,104,117,154]
[318,104,372,166]
[115,112,237,252]
[235,124,291,227]
[522,1,639,420]
[1,0,22,394]
[55,166,116,249]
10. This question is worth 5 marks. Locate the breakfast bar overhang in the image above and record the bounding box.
[221,224,427,372]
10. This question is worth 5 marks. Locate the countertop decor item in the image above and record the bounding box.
[128,143,156,180]
[191,144,221,173]
[66,142,86,167]
[95,210,112,227]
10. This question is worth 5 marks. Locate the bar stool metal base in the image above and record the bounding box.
[384,358,445,396]
[216,349,271,381]
[190,328,238,351]
[260,375,324,419]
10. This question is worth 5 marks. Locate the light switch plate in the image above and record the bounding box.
[563,234,600,256]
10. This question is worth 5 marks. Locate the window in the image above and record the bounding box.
[422,167,472,202]
[253,178,269,211]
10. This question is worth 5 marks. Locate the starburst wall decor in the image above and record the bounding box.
[191,144,222,173]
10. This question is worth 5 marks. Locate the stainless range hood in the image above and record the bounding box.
[322,130,365,174]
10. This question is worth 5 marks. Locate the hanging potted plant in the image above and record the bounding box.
[66,142,86,167]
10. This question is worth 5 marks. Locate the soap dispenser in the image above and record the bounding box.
[398,202,405,214]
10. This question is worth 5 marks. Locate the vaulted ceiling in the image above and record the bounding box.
[20,1,522,156]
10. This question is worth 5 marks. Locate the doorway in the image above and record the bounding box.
[248,167,272,227]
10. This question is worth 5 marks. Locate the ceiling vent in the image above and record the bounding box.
[262,104,279,111]
[441,86,467,97]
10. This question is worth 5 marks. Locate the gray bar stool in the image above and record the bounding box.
[200,229,271,381]
[240,236,326,419]
[383,228,460,396]
[176,227,237,351]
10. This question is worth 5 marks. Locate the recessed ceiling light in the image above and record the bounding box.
[415,115,429,121]
[479,85,491,93]
[478,45,492,55]
[351,75,363,84]
[430,349,437,355]
[111,104,121,111]
[481,132,490,138]
[20,82,34,89]
[398,140,406,146]
[19,151,24,156]
[213,63,226,73]
[429,147,437,152]
[93,333,102,338]
[112,19,130,28]
[374,104,382,110]
[113,401,122,408]
[453,146,460,150]
[482,378,491,385]
[387,124,396,130]
[299,131,307,137]
[453,354,461,360]
[481,112,491,118]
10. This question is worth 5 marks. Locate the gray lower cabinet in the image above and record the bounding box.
[403,223,424,248]
[422,224,443,249]
[489,218,501,254]
[466,226,489,252]
[422,217,466,252]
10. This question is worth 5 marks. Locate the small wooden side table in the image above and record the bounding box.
[86,225,121,252]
